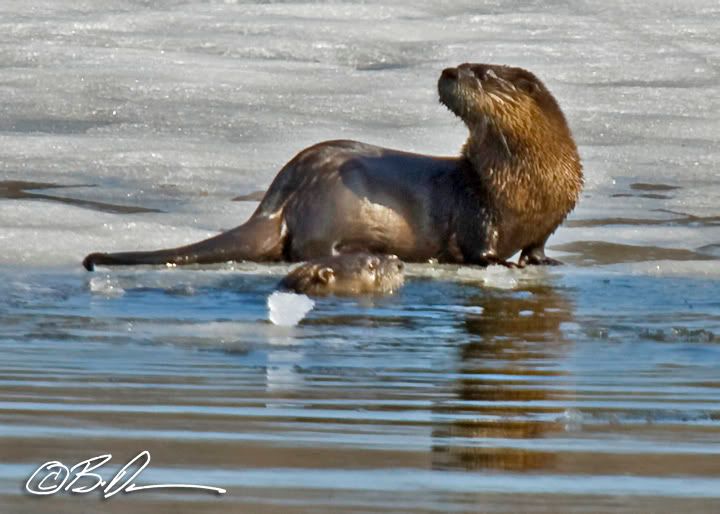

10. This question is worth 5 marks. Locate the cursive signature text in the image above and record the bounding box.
[25,451,227,499]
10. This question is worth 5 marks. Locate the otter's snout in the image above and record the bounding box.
[441,67,458,80]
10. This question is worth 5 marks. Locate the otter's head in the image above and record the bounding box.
[353,253,405,295]
[280,253,405,296]
[438,63,583,218]
[438,63,573,149]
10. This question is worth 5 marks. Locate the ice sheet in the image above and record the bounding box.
[0,0,717,276]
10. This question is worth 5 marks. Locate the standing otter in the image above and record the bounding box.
[278,253,405,296]
[83,63,582,271]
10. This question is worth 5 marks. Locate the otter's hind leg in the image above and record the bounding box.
[83,215,286,271]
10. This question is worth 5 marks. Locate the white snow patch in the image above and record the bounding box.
[267,291,315,327]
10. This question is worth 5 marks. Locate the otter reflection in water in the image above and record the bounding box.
[83,63,582,271]
[432,284,575,472]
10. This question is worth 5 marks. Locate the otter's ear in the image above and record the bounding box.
[317,267,335,284]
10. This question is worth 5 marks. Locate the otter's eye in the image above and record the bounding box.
[470,65,498,81]
[470,65,487,79]
[366,257,379,272]
[517,78,539,95]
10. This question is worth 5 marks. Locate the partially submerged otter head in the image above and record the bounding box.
[279,253,405,296]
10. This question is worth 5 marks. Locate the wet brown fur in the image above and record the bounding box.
[438,64,583,263]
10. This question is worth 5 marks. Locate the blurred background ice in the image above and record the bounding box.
[0,0,717,272]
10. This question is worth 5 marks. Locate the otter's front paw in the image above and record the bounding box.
[475,253,519,269]
[518,254,563,267]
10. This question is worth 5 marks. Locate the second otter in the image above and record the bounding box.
[83,63,583,271]
[279,253,405,296]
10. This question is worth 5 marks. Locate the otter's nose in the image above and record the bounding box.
[396,261,404,272]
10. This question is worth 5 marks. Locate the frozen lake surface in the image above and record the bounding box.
[1,1,719,512]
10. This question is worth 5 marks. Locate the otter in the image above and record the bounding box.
[83,63,582,271]
[278,253,405,296]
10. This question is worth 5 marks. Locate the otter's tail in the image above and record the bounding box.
[83,215,285,271]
